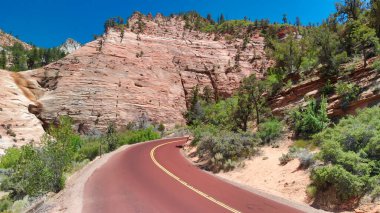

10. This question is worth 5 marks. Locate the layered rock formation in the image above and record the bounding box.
[0,29,32,50]
[0,13,269,148]
[0,70,44,153]
[270,57,380,118]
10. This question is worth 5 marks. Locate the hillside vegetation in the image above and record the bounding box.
[0,116,161,211]
[179,0,380,210]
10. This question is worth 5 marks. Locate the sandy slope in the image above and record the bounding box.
[217,137,311,205]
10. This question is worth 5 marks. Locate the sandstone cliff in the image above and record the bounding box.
[0,29,32,50]
[0,70,44,153]
[0,13,269,148]
[59,38,82,54]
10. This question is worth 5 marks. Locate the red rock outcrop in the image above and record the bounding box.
[0,29,32,50]
[270,57,380,118]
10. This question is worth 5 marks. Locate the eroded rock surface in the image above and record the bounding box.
[0,70,44,153]
[24,14,269,134]
[270,57,380,118]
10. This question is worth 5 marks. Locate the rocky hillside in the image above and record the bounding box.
[0,13,269,148]
[0,71,45,153]
[270,57,380,118]
[0,29,32,50]
[59,38,81,54]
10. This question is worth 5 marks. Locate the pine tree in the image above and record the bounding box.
[206,13,215,24]
[296,17,301,28]
[0,50,6,69]
[370,0,380,37]
[218,14,225,24]
[233,75,270,131]
[352,21,380,67]
[335,0,364,21]
[282,14,288,24]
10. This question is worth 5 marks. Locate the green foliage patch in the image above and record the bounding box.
[310,107,380,201]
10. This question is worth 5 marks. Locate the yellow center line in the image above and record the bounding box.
[150,140,241,213]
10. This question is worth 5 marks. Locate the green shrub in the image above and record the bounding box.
[371,59,380,72]
[292,139,317,150]
[10,195,29,213]
[336,82,360,109]
[190,124,220,145]
[311,107,380,202]
[290,97,330,137]
[0,196,12,212]
[0,148,22,169]
[306,185,317,199]
[297,149,315,169]
[77,139,103,161]
[279,153,295,165]
[1,116,80,198]
[118,127,160,146]
[311,165,365,201]
[197,131,259,172]
[320,80,335,96]
[202,97,237,129]
[257,119,283,144]
[105,123,118,151]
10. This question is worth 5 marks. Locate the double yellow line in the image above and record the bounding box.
[150,140,241,213]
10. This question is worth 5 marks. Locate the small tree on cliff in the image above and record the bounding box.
[184,85,204,125]
[233,75,271,131]
[0,50,6,69]
[352,21,380,67]
[202,86,214,104]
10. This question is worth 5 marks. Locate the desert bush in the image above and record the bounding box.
[197,131,259,172]
[0,196,12,212]
[279,153,295,165]
[10,195,30,213]
[371,59,380,72]
[117,127,160,146]
[190,124,220,145]
[105,123,118,151]
[311,165,365,201]
[290,97,330,137]
[311,107,380,202]
[0,116,81,198]
[257,119,283,144]
[0,148,22,169]
[306,185,317,199]
[202,97,237,129]
[76,139,103,161]
[336,81,360,109]
[320,80,335,96]
[297,149,315,169]
[292,139,317,150]
[164,126,191,138]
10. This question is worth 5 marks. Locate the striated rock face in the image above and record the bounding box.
[59,38,82,54]
[0,29,32,50]
[16,13,269,138]
[270,57,380,118]
[0,70,44,153]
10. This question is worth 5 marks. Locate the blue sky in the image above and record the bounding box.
[0,0,337,48]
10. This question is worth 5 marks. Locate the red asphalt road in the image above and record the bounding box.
[83,137,303,213]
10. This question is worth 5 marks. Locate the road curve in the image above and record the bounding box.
[83,137,302,213]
